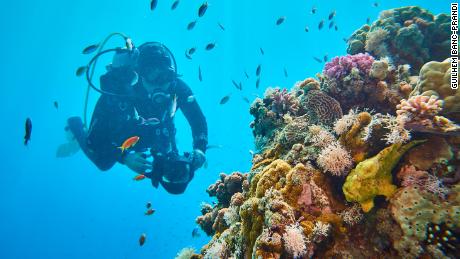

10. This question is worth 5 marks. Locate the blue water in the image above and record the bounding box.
[0,0,451,258]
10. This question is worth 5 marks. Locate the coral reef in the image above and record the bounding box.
[347,6,450,71]
[187,6,459,259]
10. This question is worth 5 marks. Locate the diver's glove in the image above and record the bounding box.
[190,149,206,170]
[122,152,152,173]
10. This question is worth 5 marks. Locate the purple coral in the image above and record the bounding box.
[266,88,300,116]
[323,53,375,80]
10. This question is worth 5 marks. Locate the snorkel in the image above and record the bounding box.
[81,33,178,127]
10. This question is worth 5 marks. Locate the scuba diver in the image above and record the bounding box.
[65,40,208,194]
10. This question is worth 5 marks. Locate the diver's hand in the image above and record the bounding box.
[191,149,206,170]
[123,152,152,173]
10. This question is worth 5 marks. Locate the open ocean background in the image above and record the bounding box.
[0,0,451,258]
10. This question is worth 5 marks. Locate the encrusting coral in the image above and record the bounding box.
[347,6,450,71]
[180,6,459,259]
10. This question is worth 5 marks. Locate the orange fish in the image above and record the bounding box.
[133,174,146,181]
[145,208,155,215]
[118,136,140,152]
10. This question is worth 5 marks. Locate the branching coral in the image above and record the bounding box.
[323,53,375,80]
[265,87,300,116]
[397,94,460,135]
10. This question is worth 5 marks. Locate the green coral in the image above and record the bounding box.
[342,141,423,212]
[347,6,450,71]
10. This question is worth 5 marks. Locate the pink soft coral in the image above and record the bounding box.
[282,224,307,258]
[271,88,300,116]
[323,53,375,80]
[397,165,449,199]
[317,142,353,176]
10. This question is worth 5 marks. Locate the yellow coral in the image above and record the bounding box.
[239,197,264,259]
[339,111,372,162]
[250,159,292,198]
[342,141,422,212]
[417,58,460,121]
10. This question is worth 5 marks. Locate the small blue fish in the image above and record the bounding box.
[313,57,322,63]
[198,65,203,82]
[220,95,230,105]
[24,118,32,146]
[150,0,158,11]
[318,20,324,30]
[256,64,261,77]
[171,0,180,10]
[311,6,317,14]
[328,10,336,20]
[276,16,285,25]
[260,47,264,55]
[187,20,197,30]
[198,2,208,17]
[232,80,239,90]
[76,66,87,77]
[218,22,225,31]
[205,43,215,51]
[82,44,99,54]
[256,78,260,89]
[192,227,201,238]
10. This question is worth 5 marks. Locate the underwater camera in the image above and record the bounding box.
[150,150,195,194]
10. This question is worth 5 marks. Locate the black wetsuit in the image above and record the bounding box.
[69,70,207,193]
